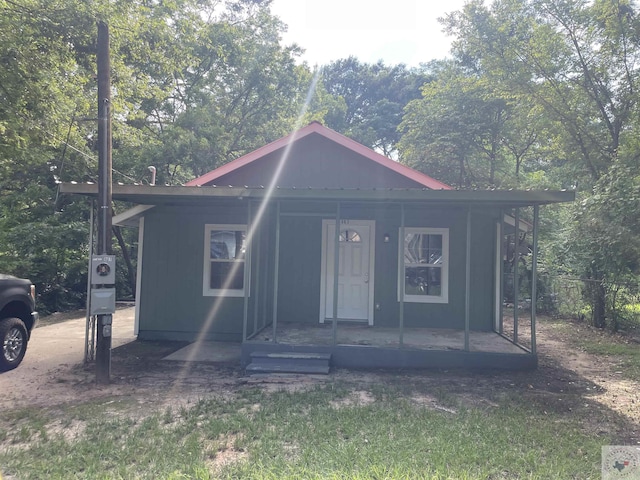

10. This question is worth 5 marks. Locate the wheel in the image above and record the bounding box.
[0,317,28,372]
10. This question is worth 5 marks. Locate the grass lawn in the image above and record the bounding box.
[2,313,638,479]
[0,378,606,479]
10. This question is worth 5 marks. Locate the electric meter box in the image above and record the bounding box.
[90,288,116,315]
[91,255,116,285]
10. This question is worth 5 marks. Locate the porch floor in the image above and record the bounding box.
[249,322,526,355]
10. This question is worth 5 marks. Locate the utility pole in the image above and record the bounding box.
[96,21,113,384]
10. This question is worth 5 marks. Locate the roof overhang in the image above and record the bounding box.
[60,183,575,208]
[112,205,154,227]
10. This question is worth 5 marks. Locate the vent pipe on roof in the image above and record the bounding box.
[148,166,156,186]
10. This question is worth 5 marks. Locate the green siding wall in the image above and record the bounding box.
[138,204,250,341]
[276,216,322,323]
[371,205,477,329]
[137,200,501,341]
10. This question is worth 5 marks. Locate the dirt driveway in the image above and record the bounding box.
[0,307,136,409]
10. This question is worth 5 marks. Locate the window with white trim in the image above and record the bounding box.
[203,224,247,297]
[400,227,449,303]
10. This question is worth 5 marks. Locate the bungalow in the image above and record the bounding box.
[62,122,574,371]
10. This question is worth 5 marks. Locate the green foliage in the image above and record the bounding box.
[0,0,314,313]
[422,0,640,327]
[564,155,640,329]
[572,158,640,280]
[399,61,519,188]
[320,57,431,157]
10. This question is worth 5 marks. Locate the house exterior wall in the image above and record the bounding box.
[137,200,500,341]
[276,215,323,323]
[138,204,250,342]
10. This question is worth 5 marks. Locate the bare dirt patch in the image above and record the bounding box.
[535,319,640,442]
[204,433,249,473]
[330,390,375,409]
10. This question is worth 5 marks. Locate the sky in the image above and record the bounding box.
[270,0,469,67]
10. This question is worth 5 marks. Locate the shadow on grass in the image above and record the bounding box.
[104,337,640,447]
[346,352,639,446]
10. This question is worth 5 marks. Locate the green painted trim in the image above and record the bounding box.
[465,208,471,351]
[399,204,405,348]
[531,205,539,354]
[272,201,281,343]
[332,203,340,345]
[513,207,519,343]
[252,216,261,336]
[499,212,505,334]
[261,215,270,335]
[242,201,252,341]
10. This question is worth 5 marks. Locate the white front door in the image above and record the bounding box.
[321,220,375,324]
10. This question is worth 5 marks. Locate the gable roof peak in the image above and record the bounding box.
[186,123,451,190]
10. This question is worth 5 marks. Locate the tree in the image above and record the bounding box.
[0,0,314,312]
[116,5,313,183]
[320,57,431,157]
[441,0,640,326]
[399,62,514,188]
[443,0,640,185]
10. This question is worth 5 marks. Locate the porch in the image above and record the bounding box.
[241,321,537,371]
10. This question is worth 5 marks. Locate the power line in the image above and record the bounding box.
[40,125,139,183]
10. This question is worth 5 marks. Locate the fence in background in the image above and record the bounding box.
[508,273,640,333]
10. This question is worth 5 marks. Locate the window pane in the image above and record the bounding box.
[405,233,442,264]
[210,262,244,290]
[405,266,442,296]
[210,230,246,260]
[339,229,361,243]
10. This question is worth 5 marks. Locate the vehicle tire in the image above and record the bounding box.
[0,317,28,372]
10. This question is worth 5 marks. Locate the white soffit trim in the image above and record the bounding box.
[134,216,144,336]
[113,205,155,227]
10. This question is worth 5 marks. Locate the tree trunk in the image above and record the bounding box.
[588,266,606,329]
[592,282,606,328]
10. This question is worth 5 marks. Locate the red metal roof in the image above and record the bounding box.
[186,122,452,190]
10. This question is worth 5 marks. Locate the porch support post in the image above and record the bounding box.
[513,207,520,344]
[252,215,261,336]
[261,210,270,333]
[242,200,252,342]
[398,203,405,348]
[464,206,471,352]
[499,210,505,334]
[531,204,539,355]
[332,202,341,346]
[272,201,281,343]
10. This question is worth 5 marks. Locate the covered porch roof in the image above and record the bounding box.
[60,182,575,207]
[61,182,573,233]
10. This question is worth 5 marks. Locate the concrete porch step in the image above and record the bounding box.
[245,362,330,374]
[246,351,331,375]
